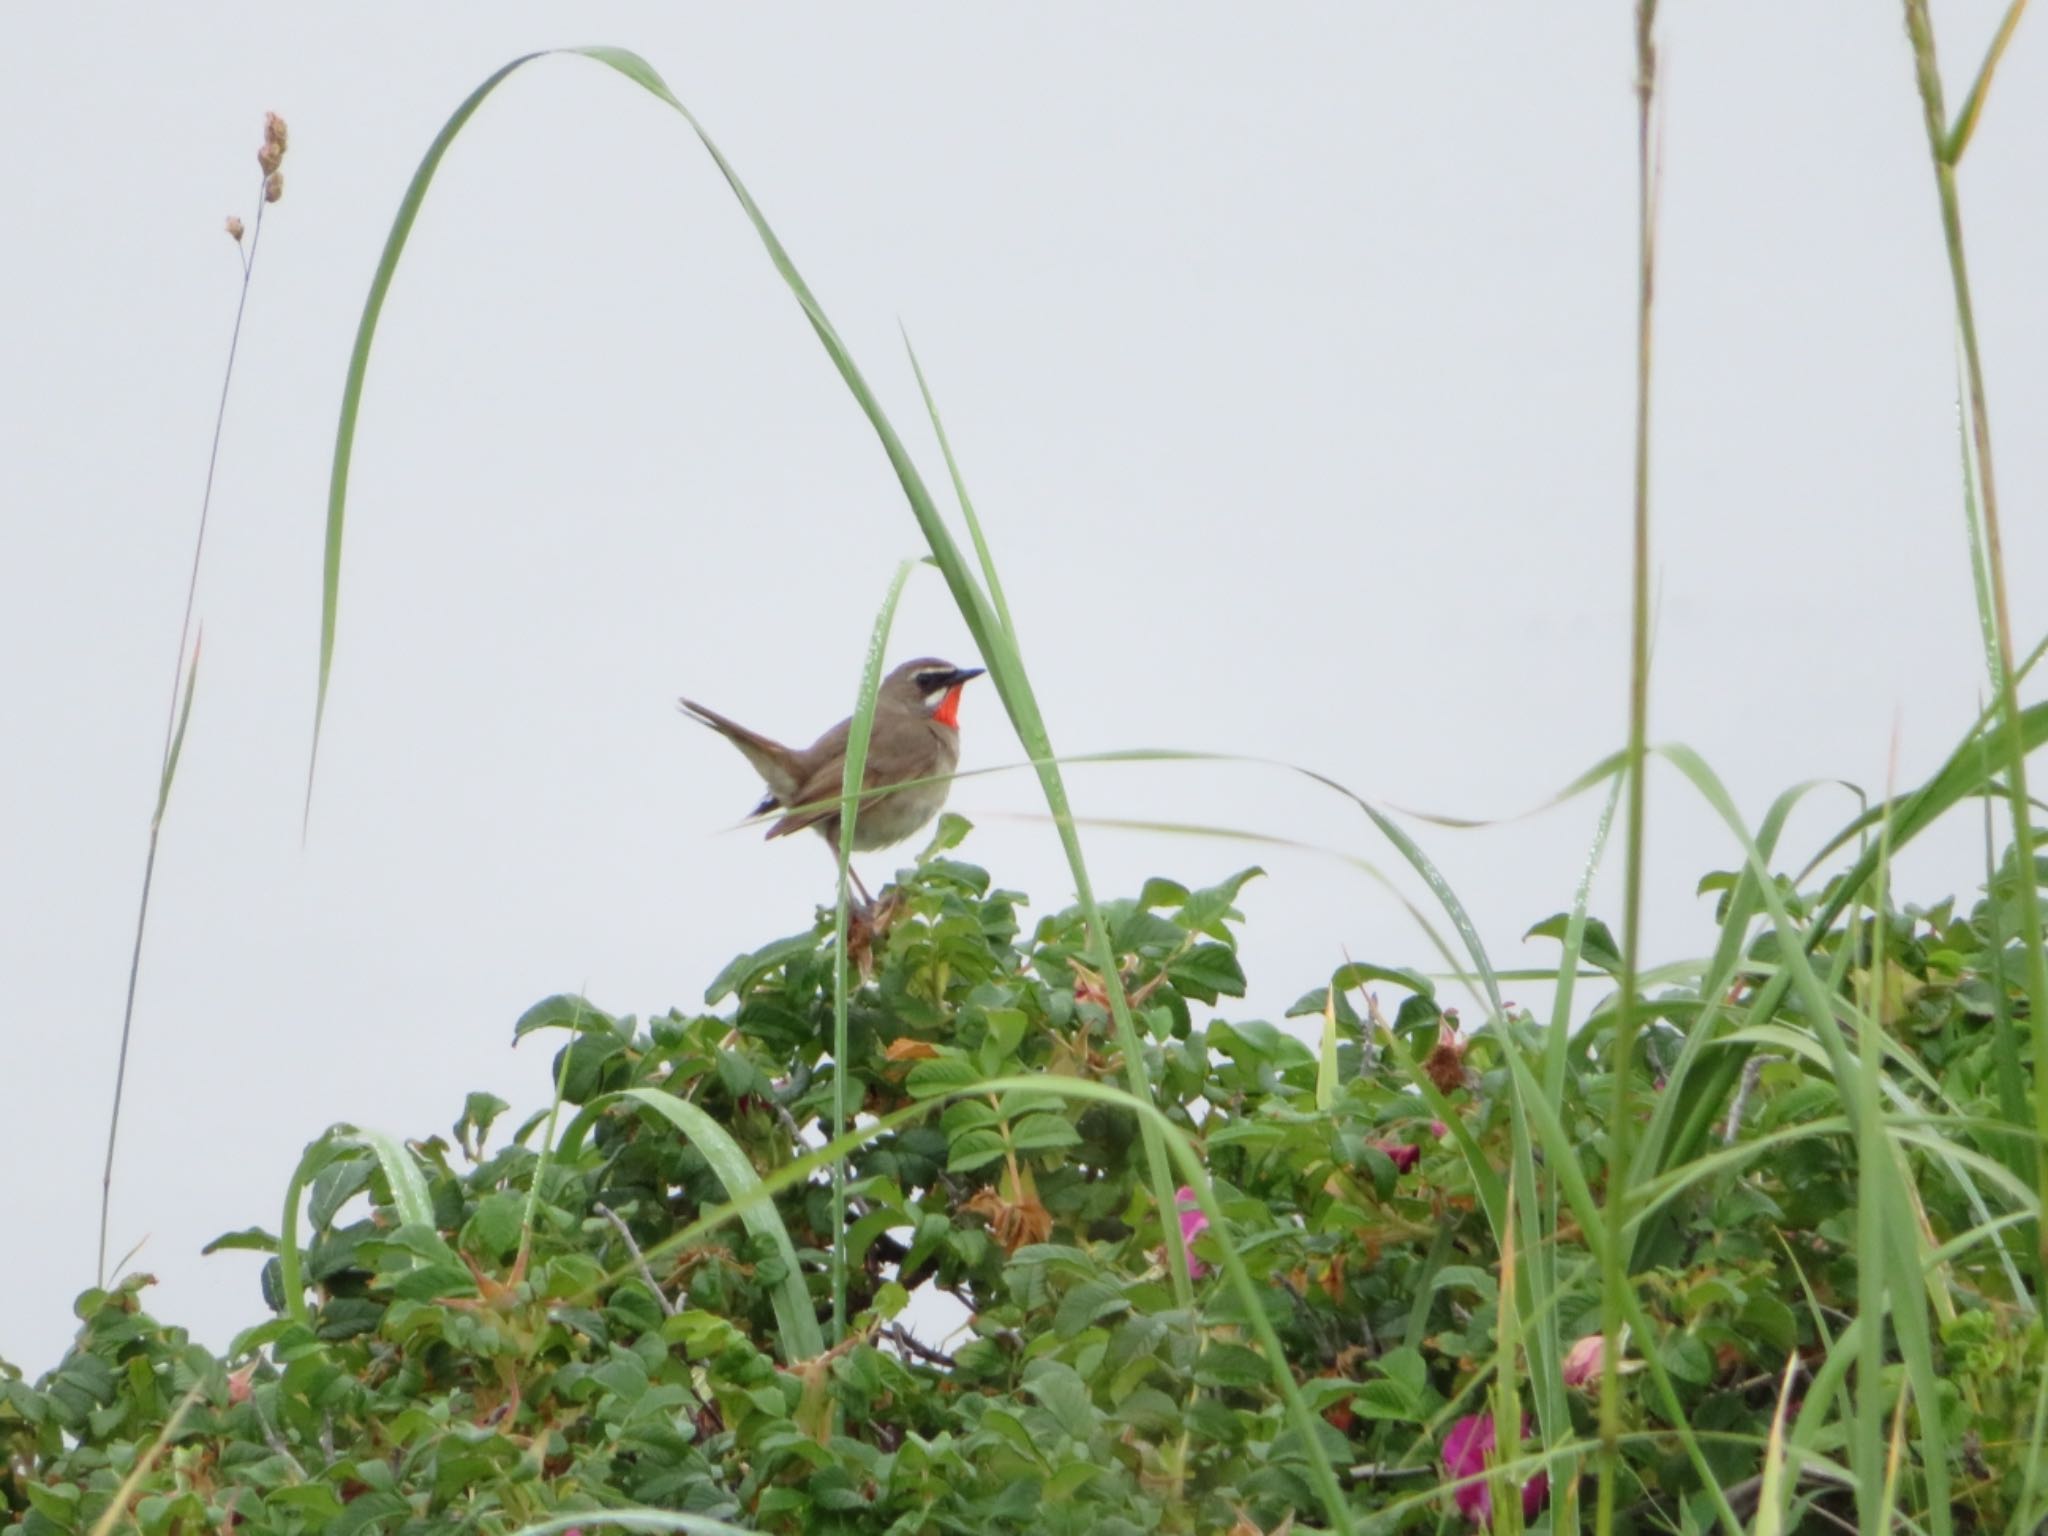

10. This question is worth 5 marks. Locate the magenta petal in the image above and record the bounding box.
[1175,1187,1209,1279]
[1524,1468,1550,1521]
[1371,1138,1422,1173]
[1442,1413,1547,1526]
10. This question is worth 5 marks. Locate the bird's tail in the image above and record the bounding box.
[676,696,800,805]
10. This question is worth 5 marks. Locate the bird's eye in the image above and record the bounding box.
[917,671,949,694]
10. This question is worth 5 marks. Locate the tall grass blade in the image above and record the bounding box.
[618,1087,825,1363]
[1602,8,1662,1531]
[1943,0,2032,163]
[902,330,1018,647]
[349,1126,435,1229]
[273,1125,430,1325]
[1901,0,2048,1281]
[830,558,918,1344]
[305,53,539,829]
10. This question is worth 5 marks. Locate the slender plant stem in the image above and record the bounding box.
[98,176,270,1286]
[1600,7,1659,1535]
[1900,0,2048,1278]
[830,561,917,1346]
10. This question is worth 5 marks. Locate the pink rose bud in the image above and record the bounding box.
[1562,1333,1605,1388]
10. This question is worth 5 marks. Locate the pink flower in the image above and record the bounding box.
[1442,1414,1548,1525]
[1175,1186,1209,1279]
[1562,1333,1605,1388]
[1371,1139,1422,1173]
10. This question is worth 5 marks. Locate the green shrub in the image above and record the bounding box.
[7,820,2044,1534]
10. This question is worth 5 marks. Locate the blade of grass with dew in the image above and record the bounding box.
[1516,768,1623,1501]
[1980,738,2032,1182]
[305,52,539,826]
[619,1086,823,1364]
[830,558,917,1345]
[347,1126,435,1230]
[1010,809,1483,1000]
[275,1133,328,1327]
[1956,361,2002,682]
[903,330,1017,648]
[275,1125,438,1328]
[99,635,203,1285]
[1903,0,2048,1283]
[305,47,1193,1298]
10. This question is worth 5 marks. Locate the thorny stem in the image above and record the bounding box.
[98,175,272,1286]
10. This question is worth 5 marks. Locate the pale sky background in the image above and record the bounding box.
[4,5,2044,1377]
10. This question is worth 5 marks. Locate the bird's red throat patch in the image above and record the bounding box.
[933,683,967,729]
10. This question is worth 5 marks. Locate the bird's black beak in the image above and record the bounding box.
[951,667,986,686]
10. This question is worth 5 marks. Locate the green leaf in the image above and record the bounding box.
[946,1129,1009,1174]
[1167,943,1248,1003]
[1179,866,1264,935]
[1009,1114,1082,1153]
[918,811,974,858]
[703,932,819,1007]
[1193,1342,1271,1389]
[1021,1362,1096,1441]
[1330,960,1435,1000]
[1054,1279,1130,1338]
[1353,1378,1425,1422]
[461,1191,527,1260]
[1525,912,1623,973]
[511,993,615,1040]
[1137,877,1191,910]
[906,1057,983,1099]
[201,1226,279,1255]
[454,1091,511,1150]
[977,1007,1029,1072]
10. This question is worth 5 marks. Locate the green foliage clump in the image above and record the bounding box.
[4,819,2045,1534]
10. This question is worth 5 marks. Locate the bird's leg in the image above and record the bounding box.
[823,829,879,914]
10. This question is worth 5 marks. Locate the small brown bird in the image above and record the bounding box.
[678,657,985,907]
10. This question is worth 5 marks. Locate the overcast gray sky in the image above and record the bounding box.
[4,4,2043,1375]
